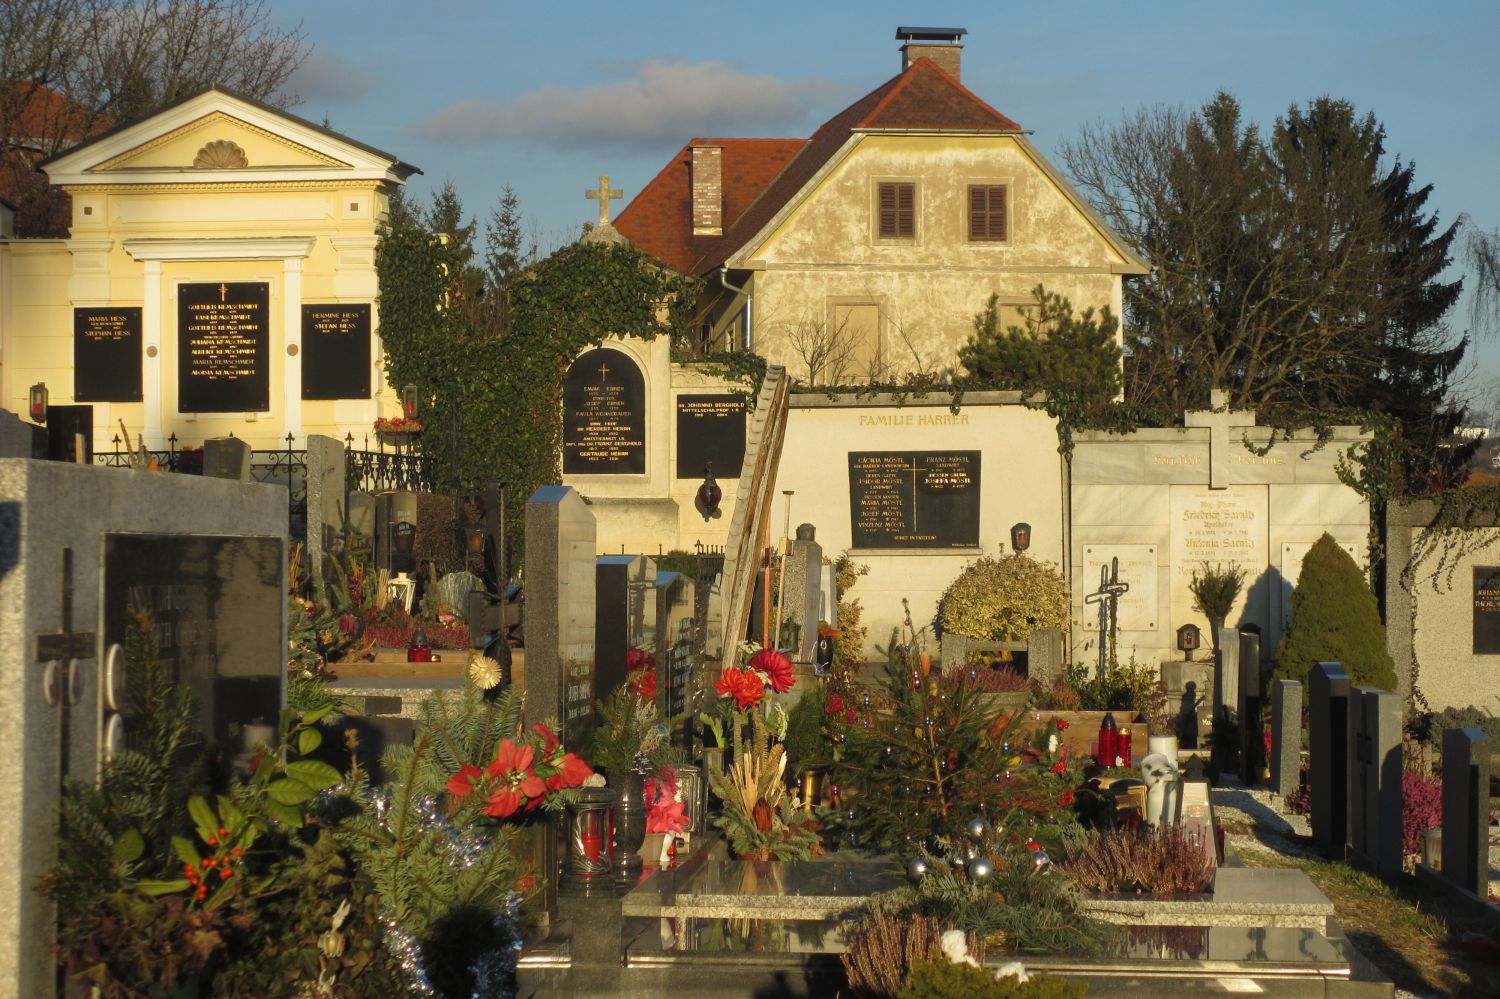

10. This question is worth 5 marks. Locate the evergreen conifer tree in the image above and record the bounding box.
[1274,534,1396,688]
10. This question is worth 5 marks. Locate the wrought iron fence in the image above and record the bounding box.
[343,432,436,494]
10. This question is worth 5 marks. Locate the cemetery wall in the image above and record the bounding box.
[769,392,1065,659]
[742,133,1134,377]
[560,335,748,555]
[1386,500,1500,711]
[1071,423,1369,670]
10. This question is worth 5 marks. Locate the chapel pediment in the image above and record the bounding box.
[41,86,419,187]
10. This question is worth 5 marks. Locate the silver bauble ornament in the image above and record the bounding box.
[967,857,994,881]
[905,856,931,884]
[965,816,990,843]
[1030,849,1053,873]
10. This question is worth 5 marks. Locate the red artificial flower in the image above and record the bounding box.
[825,693,847,716]
[545,752,594,792]
[533,722,560,755]
[481,738,546,818]
[844,707,857,725]
[1050,760,1067,773]
[714,666,766,710]
[628,667,658,703]
[483,786,524,819]
[750,648,795,693]
[626,647,657,673]
[1058,787,1076,806]
[1026,840,1042,852]
[1055,719,1070,731]
[446,763,485,801]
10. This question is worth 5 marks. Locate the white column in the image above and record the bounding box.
[141,260,163,448]
[283,256,303,438]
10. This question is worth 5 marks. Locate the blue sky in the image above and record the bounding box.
[273,0,1500,400]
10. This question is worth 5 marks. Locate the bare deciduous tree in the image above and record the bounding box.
[1,0,308,235]
[785,310,861,385]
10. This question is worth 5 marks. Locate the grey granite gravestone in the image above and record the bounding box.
[780,523,822,663]
[1027,628,1063,690]
[0,459,285,999]
[1308,662,1352,859]
[1348,687,1403,878]
[202,435,252,481]
[303,434,346,601]
[524,486,597,743]
[1238,631,1264,785]
[1441,726,1490,898]
[1270,680,1303,799]
[595,554,656,704]
[655,571,696,723]
[0,410,44,459]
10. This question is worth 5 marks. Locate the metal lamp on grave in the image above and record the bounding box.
[561,785,618,895]
[696,461,722,521]
[401,383,420,420]
[28,382,48,424]
[1010,522,1031,555]
[1176,623,1202,662]
[1174,755,1220,866]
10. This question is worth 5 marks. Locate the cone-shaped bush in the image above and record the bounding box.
[1274,534,1396,689]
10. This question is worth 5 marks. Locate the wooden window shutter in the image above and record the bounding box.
[968,185,1007,241]
[879,182,914,238]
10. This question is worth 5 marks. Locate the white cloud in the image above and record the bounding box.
[413,60,830,148]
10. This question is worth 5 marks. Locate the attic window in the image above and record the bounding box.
[878,182,915,239]
[967,185,1008,241]
[192,140,248,169]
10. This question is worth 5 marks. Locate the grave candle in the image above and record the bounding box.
[1098,713,1119,766]
[1117,725,1133,767]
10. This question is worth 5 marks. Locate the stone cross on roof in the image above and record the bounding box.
[586,175,624,225]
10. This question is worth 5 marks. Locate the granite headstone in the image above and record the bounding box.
[1441,726,1490,897]
[1308,662,1352,859]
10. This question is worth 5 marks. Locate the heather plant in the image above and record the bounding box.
[1402,769,1443,858]
[1059,827,1215,895]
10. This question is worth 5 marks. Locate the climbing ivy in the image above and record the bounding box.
[375,191,701,562]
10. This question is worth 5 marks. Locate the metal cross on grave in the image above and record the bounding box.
[1082,557,1130,681]
[585,174,624,225]
[33,547,97,783]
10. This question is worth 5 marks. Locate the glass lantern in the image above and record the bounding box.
[561,786,618,896]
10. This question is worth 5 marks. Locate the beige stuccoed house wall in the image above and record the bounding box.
[0,90,415,451]
[734,134,1136,377]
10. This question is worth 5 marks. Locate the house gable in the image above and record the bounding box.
[94,112,347,172]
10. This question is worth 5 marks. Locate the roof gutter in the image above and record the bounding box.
[719,265,753,351]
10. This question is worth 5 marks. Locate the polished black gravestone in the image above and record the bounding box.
[102,533,284,748]
[1308,662,1352,859]
[847,450,980,549]
[74,307,142,402]
[1474,566,1500,654]
[563,347,645,475]
[1441,726,1491,897]
[178,281,270,413]
[301,303,371,400]
[45,405,93,463]
[675,394,746,478]
[595,554,655,704]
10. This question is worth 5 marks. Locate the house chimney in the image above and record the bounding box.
[897,26,966,80]
[691,144,723,236]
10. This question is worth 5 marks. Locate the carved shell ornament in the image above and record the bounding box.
[192,139,248,169]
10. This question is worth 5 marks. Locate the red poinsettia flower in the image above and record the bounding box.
[626,647,657,673]
[714,666,766,710]
[844,707,857,724]
[1055,719,1070,730]
[825,693,847,716]
[545,752,594,792]
[1058,787,1076,806]
[532,722,560,755]
[628,667,658,702]
[1050,760,1067,774]
[446,763,485,801]
[483,786,524,819]
[750,648,795,693]
[481,738,546,818]
[1026,840,1042,852]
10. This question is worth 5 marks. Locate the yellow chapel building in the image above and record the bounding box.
[0,86,418,452]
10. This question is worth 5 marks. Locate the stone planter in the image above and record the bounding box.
[973,690,1032,721]
[1080,867,1334,932]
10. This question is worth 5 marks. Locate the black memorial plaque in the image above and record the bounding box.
[562,347,646,474]
[848,450,981,549]
[1474,566,1500,654]
[178,281,269,413]
[301,303,371,400]
[74,308,142,402]
[104,534,284,746]
[675,394,746,478]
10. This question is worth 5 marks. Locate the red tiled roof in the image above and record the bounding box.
[614,57,1022,277]
[1,81,98,147]
[614,137,805,274]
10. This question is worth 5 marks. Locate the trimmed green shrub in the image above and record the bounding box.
[1274,534,1396,688]
[938,553,1068,643]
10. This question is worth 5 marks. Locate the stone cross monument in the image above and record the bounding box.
[586,175,624,225]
